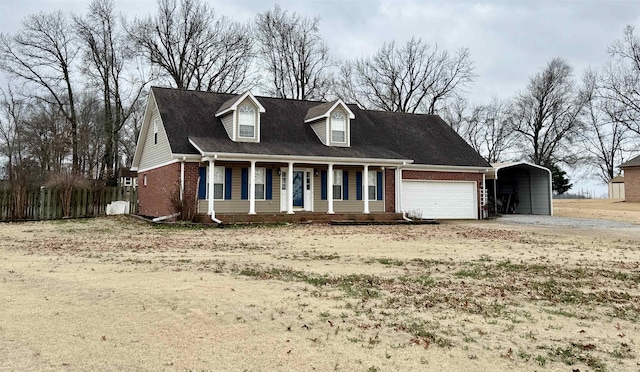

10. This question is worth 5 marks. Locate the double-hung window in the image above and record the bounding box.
[255,167,266,200]
[331,112,346,143]
[213,166,225,200]
[368,171,377,200]
[238,104,256,138]
[333,169,343,200]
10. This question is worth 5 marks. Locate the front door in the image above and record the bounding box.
[280,168,313,211]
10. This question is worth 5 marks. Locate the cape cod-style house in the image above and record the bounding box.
[131,87,493,221]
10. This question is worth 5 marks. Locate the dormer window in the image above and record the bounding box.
[305,99,354,147]
[215,92,265,143]
[238,104,256,138]
[331,112,346,143]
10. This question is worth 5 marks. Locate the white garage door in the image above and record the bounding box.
[401,181,477,219]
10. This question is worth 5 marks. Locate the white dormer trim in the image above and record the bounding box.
[304,99,355,123]
[215,91,266,118]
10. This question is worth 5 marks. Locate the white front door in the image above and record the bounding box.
[280,168,313,212]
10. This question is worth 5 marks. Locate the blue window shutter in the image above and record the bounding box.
[356,171,362,200]
[225,168,232,200]
[266,169,273,200]
[377,171,383,200]
[343,170,349,200]
[241,168,248,200]
[198,167,207,199]
[321,171,327,200]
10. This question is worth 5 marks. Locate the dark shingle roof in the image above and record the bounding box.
[151,87,490,167]
[621,154,640,168]
[214,95,240,115]
[304,100,337,121]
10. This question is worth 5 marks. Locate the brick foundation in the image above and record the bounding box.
[624,167,640,202]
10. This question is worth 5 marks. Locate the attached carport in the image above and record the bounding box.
[487,162,553,216]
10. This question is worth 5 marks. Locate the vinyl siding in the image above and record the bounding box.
[197,165,280,213]
[313,170,384,213]
[221,113,233,140]
[138,106,173,170]
[310,120,328,145]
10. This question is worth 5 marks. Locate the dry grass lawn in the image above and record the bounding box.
[1,200,639,371]
[554,198,640,225]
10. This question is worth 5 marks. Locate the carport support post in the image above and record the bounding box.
[249,160,256,215]
[287,162,294,214]
[493,175,498,215]
[363,165,370,214]
[327,163,334,214]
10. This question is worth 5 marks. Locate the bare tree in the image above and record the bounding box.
[601,25,640,135]
[442,96,518,163]
[127,0,254,93]
[255,5,332,100]
[338,38,475,114]
[510,58,585,167]
[580,70,630,183]
[74,0,149,181]
[0,12,81,172]
[0,85,35,219]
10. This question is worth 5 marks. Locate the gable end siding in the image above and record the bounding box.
[139,107,173,170]
[221,113,234,140]
[310,120,328,145]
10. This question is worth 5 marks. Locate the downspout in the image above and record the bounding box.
[493,170,498,214]
[401,210,413,222]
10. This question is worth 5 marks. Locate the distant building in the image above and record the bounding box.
[620,154,640,202]
[118,167,138,188]
[608,175,624,199]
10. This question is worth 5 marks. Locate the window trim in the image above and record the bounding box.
[238,104,256,139]
[332,169,343,200]
[330,111,346,143]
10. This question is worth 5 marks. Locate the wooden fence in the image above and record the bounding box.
[0,186,138,221]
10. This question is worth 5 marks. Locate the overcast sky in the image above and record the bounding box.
[1,0,639,194]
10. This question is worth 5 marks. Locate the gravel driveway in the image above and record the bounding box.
[497,214,639,229]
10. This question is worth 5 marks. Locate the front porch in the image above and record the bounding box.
[194,160,398,218]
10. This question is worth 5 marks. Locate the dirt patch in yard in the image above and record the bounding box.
[1,216,639,371]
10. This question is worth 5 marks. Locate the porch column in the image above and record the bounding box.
[249,160,256,215]
[208,159,215,217]
[287,162,294,214]
[363,165,370,214]
[327,163,334,214]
